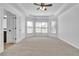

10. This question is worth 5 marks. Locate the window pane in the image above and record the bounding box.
[42,27,47,29]
[27,28,33,33]
[42,29,48,33]
[35,22,48,33]
[27,21,33,27]
[42,22,47,27]
[36,22,41,27]
[36,28,41,33]
[3,19,7,28]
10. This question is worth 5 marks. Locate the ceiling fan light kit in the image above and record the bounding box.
[39,6,47,11]
[33,3,52,11]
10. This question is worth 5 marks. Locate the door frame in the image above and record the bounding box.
[3,9,16,44]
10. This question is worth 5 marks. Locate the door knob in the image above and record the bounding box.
[9,30,11,32]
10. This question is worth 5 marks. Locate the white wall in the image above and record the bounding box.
[49,16,58,37]
[58,4,79,49]
[13,10,25,43]
[17,15,25,42]
[0,7,4,53]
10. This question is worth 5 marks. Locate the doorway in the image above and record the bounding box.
[4,31,7,43]
[3,10,16,49]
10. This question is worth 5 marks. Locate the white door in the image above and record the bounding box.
[6,10,16,43]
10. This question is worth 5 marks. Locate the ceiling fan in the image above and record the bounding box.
[33,3,53,11]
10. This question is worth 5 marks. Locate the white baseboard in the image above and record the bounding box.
[58,36,79,49]
[16,37,25,43]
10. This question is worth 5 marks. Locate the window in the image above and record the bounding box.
[27,21,33,27]
[36,28,41,33]
[51,21,56,33]
[35,22,41,33]
[36,22,42,27]
[42,28,48,33]
[27,21,33,33]
[41,22,48,33]
[26,20,56,34]
[42,22,47,27]
[3,19,7,28]
[35,22,48,33]
[27,28,33,33]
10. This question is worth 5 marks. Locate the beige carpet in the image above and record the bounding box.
[0,37,79,56]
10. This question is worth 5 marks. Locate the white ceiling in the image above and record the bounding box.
[5,3,77,16]
[20,3,63,16]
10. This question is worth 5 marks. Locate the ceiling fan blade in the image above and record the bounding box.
[33,3,41,6]
[45,4,52,6]
[41,3,45,6]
